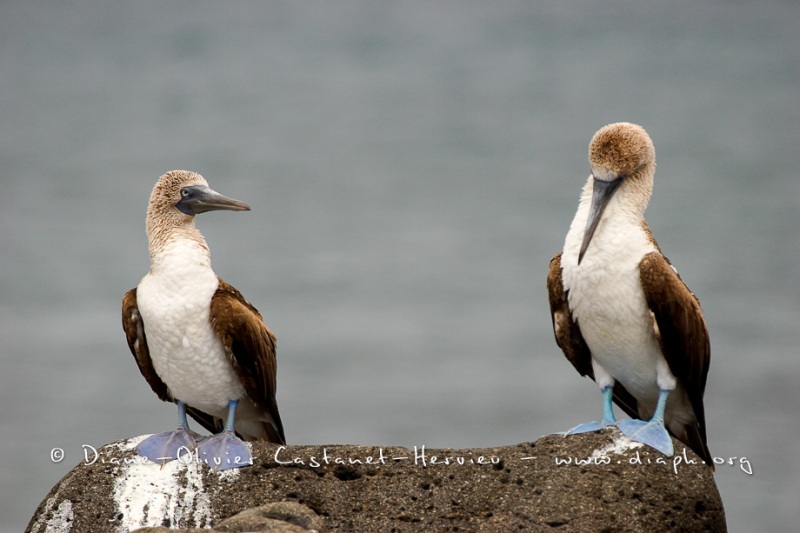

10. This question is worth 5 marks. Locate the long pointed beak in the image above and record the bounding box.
[176,185,251,216]
[578,176,623,264]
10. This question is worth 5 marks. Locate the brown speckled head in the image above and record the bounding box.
[589,122,655,182]
[149,170,208,211]
[146,170,208,225]
[145,170,249,259]
[578,123,656,263]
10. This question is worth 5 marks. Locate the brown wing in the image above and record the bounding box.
[547,253,592,377]
[547,253,640,420]
[122,288,171,403]
[640,252,711,464]
[210,278,285,444]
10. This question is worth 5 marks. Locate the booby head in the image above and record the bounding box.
[579,122,656,264]
[145,170,250,253]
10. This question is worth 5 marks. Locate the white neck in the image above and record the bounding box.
[562,176,655,269]
[147,222,212,275]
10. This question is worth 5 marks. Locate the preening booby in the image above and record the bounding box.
[547,123,712,466]
[122,170,285,470]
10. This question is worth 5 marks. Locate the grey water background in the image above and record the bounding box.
[1,1,798,531]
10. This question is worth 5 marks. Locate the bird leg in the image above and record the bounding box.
[617,389,674,456]
[136,400,203,464]
[197,399,252,470]
[559,385,617,434]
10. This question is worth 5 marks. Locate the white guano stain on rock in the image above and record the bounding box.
[112,435,212,533]
[29,496,74,533]
[589,431,644,462]
[45,500,74,533]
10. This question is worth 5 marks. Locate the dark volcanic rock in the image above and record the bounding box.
[27,429,726,532]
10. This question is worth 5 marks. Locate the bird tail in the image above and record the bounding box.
[186,405,286,445]
[677,423,714,471]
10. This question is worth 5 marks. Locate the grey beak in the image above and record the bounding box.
[176,185,251,216]
[578,175,624,264]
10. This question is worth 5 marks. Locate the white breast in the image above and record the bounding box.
[560,182,662,402]
[136,240,245,416]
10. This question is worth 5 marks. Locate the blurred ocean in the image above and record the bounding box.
[2,1,798,531]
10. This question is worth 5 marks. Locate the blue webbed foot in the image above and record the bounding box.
[136,427,202,464]
[617,389,674,456]
[617,418,674,456]
[197,430,252,471]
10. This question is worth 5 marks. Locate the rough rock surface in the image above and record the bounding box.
[27,429,726,532]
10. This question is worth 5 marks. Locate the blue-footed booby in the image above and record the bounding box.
[122,170,285,470]
[547,123,712,467]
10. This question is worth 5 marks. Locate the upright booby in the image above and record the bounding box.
[122,170,285,470]
[547,123,712,466]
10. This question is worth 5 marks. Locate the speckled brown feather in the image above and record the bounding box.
[547,253,592,378]
[210,278,285,444]
[639,252,711,465]
[589,122,655,180]
[122,288,171,403]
